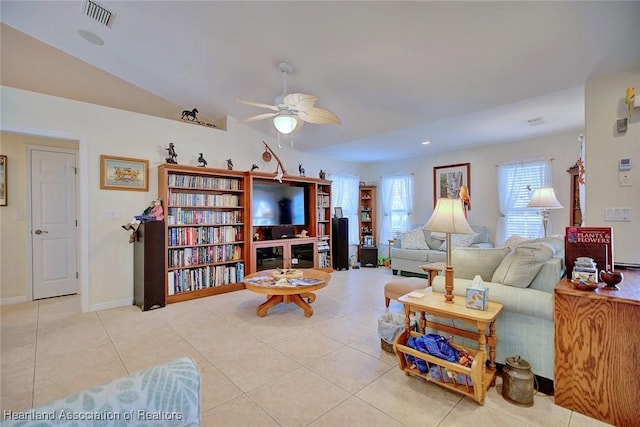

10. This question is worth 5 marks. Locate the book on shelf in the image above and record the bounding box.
[565,227,613,275]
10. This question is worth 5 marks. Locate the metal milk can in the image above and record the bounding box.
[502,355,534,407]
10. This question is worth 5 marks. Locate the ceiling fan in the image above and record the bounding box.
[237,62,341,137]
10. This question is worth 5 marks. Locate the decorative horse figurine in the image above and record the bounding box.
[226,158,234,170]
[298,163,306,177]
[181,108,199,121]
[197,153,207,167]
[251,164,259,171]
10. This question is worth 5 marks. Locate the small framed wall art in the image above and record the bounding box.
[433,162,470,207]
[100,155,149,191]
[0,155,7,206]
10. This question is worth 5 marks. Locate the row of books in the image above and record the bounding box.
[167,262,244,295]
[166,208,243,225]
[167,173,242,190]
[168,191,240,207]
[168,244,242,268]
[167,225,241,246]
[317,194,330,208]
[318,252,331,269]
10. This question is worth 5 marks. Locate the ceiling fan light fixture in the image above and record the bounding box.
[273,114,298,134]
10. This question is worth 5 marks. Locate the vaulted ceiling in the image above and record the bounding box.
[2,1,639,162]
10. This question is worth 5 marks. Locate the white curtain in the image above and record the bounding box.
[380,177,395,243]
[496,158,552,245]
[380,174,413,243]
[329,174,360,245]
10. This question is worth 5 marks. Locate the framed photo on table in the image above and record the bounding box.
[334,207,343,218]
[433,163,470,207]
[100,155,149,191]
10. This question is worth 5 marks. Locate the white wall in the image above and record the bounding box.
[366,132,582,242]
[0,86,362,310]
[585,70,640,266]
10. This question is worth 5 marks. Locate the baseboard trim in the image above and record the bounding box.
[0,295,29,306]
[89,298,133,312]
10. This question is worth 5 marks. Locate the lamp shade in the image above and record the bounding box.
[527,188,563,209]
[423,198,474,234]
[273,114,298,134]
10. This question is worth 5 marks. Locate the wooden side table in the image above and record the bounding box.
[395,289,503,405]
[554,269,640,426]
[420,262,446,286]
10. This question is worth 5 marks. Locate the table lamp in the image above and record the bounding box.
[526,188,563,237]
[423,198,474,303]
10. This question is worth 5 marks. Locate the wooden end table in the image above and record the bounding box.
[420,262,446,286]
[243,269,331,317]
[395,289,503,404]
[554,270,640,426]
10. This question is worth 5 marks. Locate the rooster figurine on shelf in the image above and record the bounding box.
[459,185,471,218]
[625,86,635,118]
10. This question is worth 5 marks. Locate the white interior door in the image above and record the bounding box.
[31,149,78,299]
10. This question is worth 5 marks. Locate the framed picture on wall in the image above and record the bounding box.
[100,155,149,191]
[0,155,7,206]
[433,162,470,207]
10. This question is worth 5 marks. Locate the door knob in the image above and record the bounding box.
[34,229,48,235]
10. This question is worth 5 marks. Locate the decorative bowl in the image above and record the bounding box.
[600,270,624,289]
[570,279,599,291]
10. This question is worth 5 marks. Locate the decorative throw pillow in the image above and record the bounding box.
[400,229,429,250]
[451,247,510,281]
[491,244,553,288]
[502,235,530,251]
[439,233,479,251]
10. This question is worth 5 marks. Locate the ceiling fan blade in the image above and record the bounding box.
[283,93,318,110]
[236,99,280,111]
[297,107,341,125]
[240,112,278,123]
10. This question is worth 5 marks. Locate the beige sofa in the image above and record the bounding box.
[391,225,492,276]
[428,237,565,385]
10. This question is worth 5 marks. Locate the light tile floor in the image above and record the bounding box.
[1,268,608,426]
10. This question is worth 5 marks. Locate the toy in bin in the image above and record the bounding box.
[465,275,487,311]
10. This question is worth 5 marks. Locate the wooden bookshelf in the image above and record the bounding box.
[358,185,377,265]
[158,164,248,303]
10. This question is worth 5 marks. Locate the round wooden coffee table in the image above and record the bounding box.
[243,269,331,317]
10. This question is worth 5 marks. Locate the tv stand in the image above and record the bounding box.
[252,237,317,272]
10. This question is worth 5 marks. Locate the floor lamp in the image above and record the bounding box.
[423,198,474,303]
[527,188,563,237]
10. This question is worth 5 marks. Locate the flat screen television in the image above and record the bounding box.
[252,181,306,226]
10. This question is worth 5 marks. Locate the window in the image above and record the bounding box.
[380,175,413,243]
[329,174,360,245]
[496,159,552,244]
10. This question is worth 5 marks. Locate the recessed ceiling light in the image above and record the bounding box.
[77,29,104,46]
[421,141,431,145]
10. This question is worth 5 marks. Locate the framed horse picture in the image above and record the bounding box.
[433,163,470,208]
[100,155,149,191]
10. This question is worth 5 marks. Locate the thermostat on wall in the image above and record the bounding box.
[619,158,631,171]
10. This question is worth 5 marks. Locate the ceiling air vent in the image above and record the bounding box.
[83,0,114,28]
